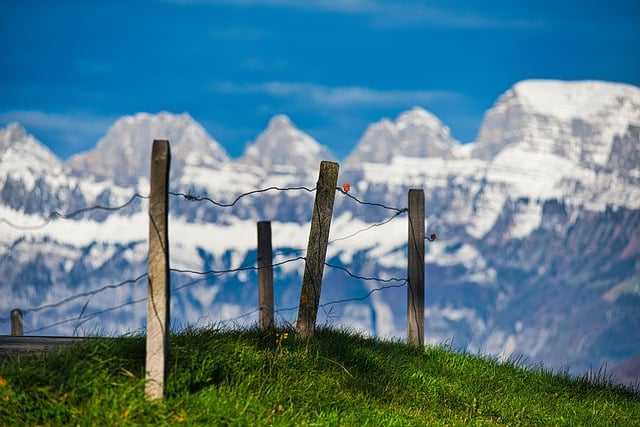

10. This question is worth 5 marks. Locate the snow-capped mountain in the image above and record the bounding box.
[1,123,63,180]
[1,79,639,386]
[67,112,229,188]
[240,114,334,174]
[344,106,460,166]
[0,123,120,218]
[473,80,640,166]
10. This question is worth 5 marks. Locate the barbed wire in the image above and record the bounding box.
[27,296,147,335]
[337,187,408,213]
[24,280,408,335]
[328,209,407,244]
[263,211,408,257]
[169,186,316,208]
[0,273,148,323]
[9,253,408,332]
[0,193,149,231]
[324,262,406,283]
[0,185,409,233]
[169,184,408,218]
[0,255,306,324]
[169,256,307,291]
[170,254,260,293]
[0,185,313,232]
[2,183,423,335]
[217,280,409,328]
[319,281,408,309]
[1,208,413,327]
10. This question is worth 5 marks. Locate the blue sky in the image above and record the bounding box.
[1,0,639,160]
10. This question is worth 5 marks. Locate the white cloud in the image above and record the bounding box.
[367,3,541,29]
[173,0,540,29]
[171,0,376,14]
[213,81,462,109]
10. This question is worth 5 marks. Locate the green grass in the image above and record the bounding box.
[1,326,638,426]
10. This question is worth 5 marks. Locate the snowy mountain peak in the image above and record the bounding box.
[3,80,640,383]
[473,79,640,166]
[66,111,229,187]
[0,122,27,148]
[345,107,459,166]
[511,80,640,121]
[268,114,294,130]
[240,114,334,174]
[0,123,63,186]
[396,106,445,131]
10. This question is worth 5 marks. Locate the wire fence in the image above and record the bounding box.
[0,193,149,231]
[1,181,431,336]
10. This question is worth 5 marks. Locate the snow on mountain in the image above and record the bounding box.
[432,79,640,239]
[0,124,102,217]
[472,80,640,167]
[0,123,64,190]
[240,114,334,174]
[1,79,640,385]
[175,114,331,225]
[66,112,229,188]
[607,124,640,183]
[344,106,459,166]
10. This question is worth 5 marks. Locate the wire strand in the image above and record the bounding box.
[3,185,422,333]
[0,273,148,322]
[337,187,407,213]
[328,209,407,244]
[169,186,315,208]
[0,193,149,231]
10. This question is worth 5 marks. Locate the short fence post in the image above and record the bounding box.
[296,161,340,339]
[257,221,274,329]
[11,309,23,336]
[407,189,425,346]
[145,139,171,400]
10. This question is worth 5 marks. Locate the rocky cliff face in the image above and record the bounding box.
[607,124,640,184]
[1,79,639,386]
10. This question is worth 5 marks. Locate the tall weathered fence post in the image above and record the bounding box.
[296,161,339,339]
[257,221,274,329]
[11,309,23,336]
[146,139,171,400]
[407,189,425,346]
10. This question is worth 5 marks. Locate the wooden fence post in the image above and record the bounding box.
[11,309,23,336]
[257,221,274,329]
[407,189,425,346]
[296,161,340,339]
[146,139,171,400]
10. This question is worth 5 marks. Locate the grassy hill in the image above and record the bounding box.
[0,326,638,426]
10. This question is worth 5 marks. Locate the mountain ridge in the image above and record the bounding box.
[5,79,637,177]
[345,106,460,167]
[1,79,639,386]
[239,114,335,174]
[66,112,229,188]
[472,79,640,166]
